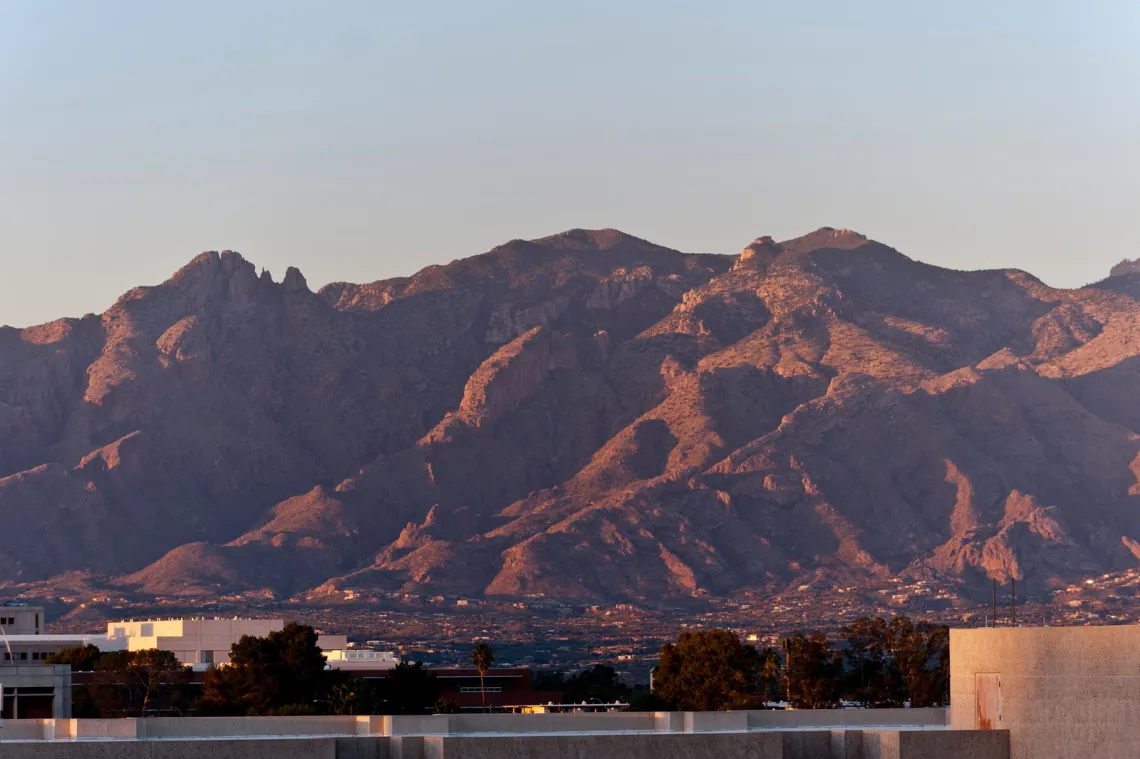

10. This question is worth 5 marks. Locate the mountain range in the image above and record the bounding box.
[4,227,1140,605]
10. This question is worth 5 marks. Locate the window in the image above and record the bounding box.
[459,686,502,693]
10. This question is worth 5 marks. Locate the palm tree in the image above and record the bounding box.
[468,642,495,713]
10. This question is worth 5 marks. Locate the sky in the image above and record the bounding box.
[1,1,1138,328]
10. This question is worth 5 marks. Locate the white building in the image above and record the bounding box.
[1,634,124,665]
[324,648,400,671]
[106,618,351,669]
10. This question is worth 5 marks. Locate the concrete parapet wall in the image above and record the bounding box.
[864,729,1009,759]
[0,737,338,759]
[336,736,391,759]
[683,710,748,732]
[421,732,785,759]
[780,730,832,759]
[381,711,661,736]
[139,715,362,738]
[746,708,946,730]
[0,718,48,740]
[3,708,945,743]
[0,727,1009,759]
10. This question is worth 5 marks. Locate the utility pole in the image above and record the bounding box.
[992,579,998,627]
[1012,578,1017,627]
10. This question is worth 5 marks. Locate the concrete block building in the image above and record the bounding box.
[951,626,1140,759]
[0,604,44,636]
[0,664,71,719]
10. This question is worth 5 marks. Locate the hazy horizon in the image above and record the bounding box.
[2,0,1137,328]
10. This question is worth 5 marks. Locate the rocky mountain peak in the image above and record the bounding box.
[169,250,255,283]
[1110,258,1140,278]
[782,227,871,253]
[282,266,309,293]
[532,228,659,252]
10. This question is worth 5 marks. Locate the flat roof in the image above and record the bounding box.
[1,634,114,643]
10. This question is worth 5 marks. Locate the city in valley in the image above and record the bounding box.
[9,568,1136,680]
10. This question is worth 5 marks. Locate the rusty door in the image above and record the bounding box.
[975,673,1002,729]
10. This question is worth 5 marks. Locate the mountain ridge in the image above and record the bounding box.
[3,227,1140,606]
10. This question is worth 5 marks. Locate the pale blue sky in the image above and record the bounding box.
[1,1,1137,327]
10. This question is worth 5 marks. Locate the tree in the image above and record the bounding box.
[90,649,191,717]
[561,665,630,705]
[781,631,842,709]
[654,629,762,711]
[756,647,783,705]
[200,622,331,715]
[886,617,949,707]
[375,661,442,715]
[434,698,461,714]
[468,642,495,713]
[838,616,900,707]
[327,677,375,716]
[46,644,102,672]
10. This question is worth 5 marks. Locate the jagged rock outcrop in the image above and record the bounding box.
[3,228,1140,604]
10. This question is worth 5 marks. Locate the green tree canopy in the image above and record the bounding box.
[782,631,842,709]
[200,621,331,715]
[375,661,441,715]
[45,644,102,672]
[839,616,899,707]
[654,629,762,711]
[561,665,630,705]
[886,616,949,708]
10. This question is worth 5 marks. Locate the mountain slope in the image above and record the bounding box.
[3,227,1140,604]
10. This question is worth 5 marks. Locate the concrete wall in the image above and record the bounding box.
[420,733,785,759]
[2,708,946,742]
[0,725,1009,759]
[0,738,340,759]
[379,711,663,735]
[746,708,946,730]
[1,664,72,718]
[379,708,944,737]
[864,729,1009,759]
[951,627,1140,759]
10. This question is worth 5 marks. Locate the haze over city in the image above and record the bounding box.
[2,0,1138,327]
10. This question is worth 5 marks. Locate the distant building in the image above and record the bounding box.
[0,665,71,719]
[107,618,283,667]
[1,604,77,718]
[107,618,348,669]
[324,648,400,671]
[2,634,124,665]
[0,603,44,636]
[432,668,563,711]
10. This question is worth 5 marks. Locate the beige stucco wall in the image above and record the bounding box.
[109,619,284,665]
[951,626,1140,759]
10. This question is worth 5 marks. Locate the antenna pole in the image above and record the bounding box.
[0,620,12,663]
